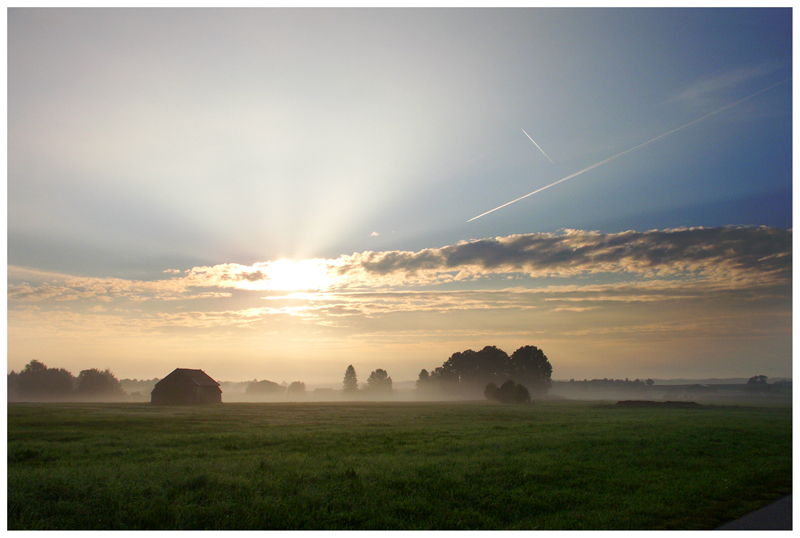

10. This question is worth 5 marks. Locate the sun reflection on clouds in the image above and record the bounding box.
[182,258,340,292]
[261,259,336,291]
[7,226,793,380]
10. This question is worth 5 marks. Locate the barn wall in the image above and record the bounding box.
[151,384,222,405]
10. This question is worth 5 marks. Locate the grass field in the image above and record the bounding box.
[7,400,792,530]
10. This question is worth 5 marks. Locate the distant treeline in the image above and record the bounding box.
[8,360,126,402]
[246,380,306,394]
[20,352,781,404]
[557,378,654,390]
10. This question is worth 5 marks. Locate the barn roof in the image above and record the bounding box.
[154,368,220,387]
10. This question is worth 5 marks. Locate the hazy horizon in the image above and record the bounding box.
[8,9,792,384]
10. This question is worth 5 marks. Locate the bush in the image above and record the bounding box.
[514,383,531,403]
[485,380,531,404]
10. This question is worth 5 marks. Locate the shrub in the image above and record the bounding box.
[484,380,531,404]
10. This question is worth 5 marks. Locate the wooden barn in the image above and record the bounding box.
[150,368,222,405]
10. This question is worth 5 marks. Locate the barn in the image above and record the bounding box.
[150,368,222,405]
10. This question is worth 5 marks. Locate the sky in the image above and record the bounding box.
[7,8,793,385]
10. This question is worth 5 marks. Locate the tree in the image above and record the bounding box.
[7,371,20,398]
[485,380,531,404]
[424,344,554,399]
[495,380,518,402]
[508,346,552,396]
[416,369,434,391]
[747,375,768,385]
[434,346,511,397]
[16,360,75,398]
[416,369,430,387]
[444,346,510,386]
[646,379,655,386]
[77,368,124,398]
[514,383,531,403]
[343,365,358,394]
[287,381,306,393]
[366,369,393,394]
[246,380,286,394]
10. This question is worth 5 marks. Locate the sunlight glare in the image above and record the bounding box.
[264,259,334,291]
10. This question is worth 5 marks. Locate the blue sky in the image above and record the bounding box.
[7,9,793,383]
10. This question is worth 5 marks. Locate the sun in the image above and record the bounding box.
[263,259,334,291]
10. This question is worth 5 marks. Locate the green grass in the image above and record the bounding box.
[7,400,792,530]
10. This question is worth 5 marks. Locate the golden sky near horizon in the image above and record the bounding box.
[8,227,792,383]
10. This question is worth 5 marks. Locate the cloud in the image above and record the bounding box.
[8,226,791,366]
[673,63,783,106]
[7,272,232,303]
[371,231,380,236]
[332,226,791,289]
[8,227,791,308]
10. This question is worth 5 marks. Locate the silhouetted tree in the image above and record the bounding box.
[77,368,124,397]
[16,360,75,398]
[485,380,531,404]
[496,380,518,402]
[429,365,459,394]
[431,346,512,397]
[425,344,554,398]
[509,345,552,396]
[343,365,358,394]
[7,370,20,398]
[415,369,439,399]
[514,383,531,403]
[484,382,498,400]
[646,379,655,386]
[287,381,306,393]
[416,369,430,388]
[747,375,768,385]
[366,369,392,394]
[445,346,509,387]
[246,379,286,394]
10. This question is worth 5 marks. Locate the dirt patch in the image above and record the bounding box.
[615,400,703,408]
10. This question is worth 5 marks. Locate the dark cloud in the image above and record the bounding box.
[340,227,791,283]
[238,271,266,282]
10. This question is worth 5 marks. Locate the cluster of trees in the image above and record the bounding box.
[416,345,553,399]
[342,365,393,396]
[245,380,306,394]
[484,380,531,404]
[246,380,285,394]
[8,360,125,401]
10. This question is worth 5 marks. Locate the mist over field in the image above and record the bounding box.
[8,353,791,407]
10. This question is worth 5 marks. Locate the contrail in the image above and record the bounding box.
[469,78,791,222]
[521,128,554,163]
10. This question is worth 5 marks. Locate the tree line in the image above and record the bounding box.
[245,380,306,395]
[9,344,554,403]
[562,378,654,389]
[8,360,125,401]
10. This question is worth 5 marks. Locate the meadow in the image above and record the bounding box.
[7,400,792,530]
